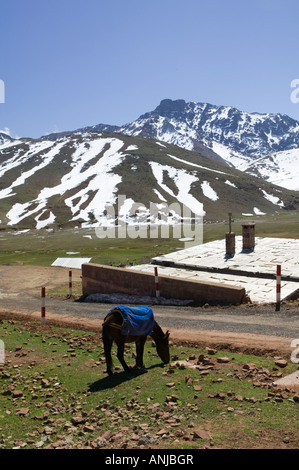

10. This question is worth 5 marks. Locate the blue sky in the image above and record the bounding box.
[1,0,299,138]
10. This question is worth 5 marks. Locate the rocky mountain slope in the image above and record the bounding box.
[0,132,14,146]
[0,132,298,230]
[43,99,299,190]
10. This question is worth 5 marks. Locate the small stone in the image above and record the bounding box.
[156,429,169,436]
[83,425,94,433]
[193,428,211,440]
[95,438,107,448]
[18,407,29,416]
[242,363,256,371]
[206,347,217,355]
[71,416,85,425]
[217,357,230,364]
[274,359,288,368]
[35,440,45,448]
[102,430,113,441]
[185,375,193,386]
[197,354,205,363]
[235,395,244,401]
[138,433,156,446]
[166,382,175,388]
[12,390,23,398]
[248,397,257,403]
[43,426,53,435]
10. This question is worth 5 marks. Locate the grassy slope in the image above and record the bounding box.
[1,133,299,230]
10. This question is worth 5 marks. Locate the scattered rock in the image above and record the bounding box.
[41,379,50,388]
[193,428,211,440]
[83,424,94,433]
[185,374,193,386]
[35,440,45,448]
[94,438,107,448]
[138,433,157,446]
[217,357,230,364]
[206,347,217,355]
[274,359,288,368]
[17,407,29,416]
[71,416,85,425]
[242,363,256,371]
[101,430,113,441]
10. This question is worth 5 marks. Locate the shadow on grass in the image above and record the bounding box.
[88,363,165,392]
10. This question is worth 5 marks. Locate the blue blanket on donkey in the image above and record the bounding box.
[106,305,154,336]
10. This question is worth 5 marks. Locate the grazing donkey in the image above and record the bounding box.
[102,305,170,376]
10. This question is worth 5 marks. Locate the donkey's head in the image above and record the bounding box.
[156,330,170,364]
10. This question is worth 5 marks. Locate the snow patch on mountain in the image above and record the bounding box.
[261,189,284,207]
[167,153,228,175]
[149,161,204,216]
[5,137,126,226]
[201,181,219,201]
[1,141,63,200]
[245,149,299,190]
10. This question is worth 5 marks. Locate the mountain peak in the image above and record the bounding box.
[0,132,14,145]
[38,98,299,191]
[154,98,187,116]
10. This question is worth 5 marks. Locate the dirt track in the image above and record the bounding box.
[1,265,299,359]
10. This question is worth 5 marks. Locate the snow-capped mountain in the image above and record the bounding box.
[0,132,297,230]
[0,132,14,146]
[44,99,299,190]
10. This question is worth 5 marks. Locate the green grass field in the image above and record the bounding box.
[0,319,298,449]
[0,211,298,267]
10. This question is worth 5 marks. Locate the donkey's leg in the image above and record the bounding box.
[135,337,147,369]
[117,341,130,373]
[102,329,114,376]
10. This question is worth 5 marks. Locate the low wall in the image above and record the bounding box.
[82,263,246,306]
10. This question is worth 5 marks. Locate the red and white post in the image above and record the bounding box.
[276,265,281,311]
[41,287,46,324]
[154,266,160,298]
[69,270,72,297]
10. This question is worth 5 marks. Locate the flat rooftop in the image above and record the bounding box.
[130,237,299,303]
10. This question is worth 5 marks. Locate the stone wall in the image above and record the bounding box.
[82,263,246,305]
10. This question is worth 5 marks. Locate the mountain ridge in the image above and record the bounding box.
[41,98,299,190]
[1,131,298,230]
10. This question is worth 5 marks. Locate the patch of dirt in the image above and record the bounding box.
[0,265,82,294]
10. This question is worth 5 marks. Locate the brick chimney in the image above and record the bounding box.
[242,223,255,251]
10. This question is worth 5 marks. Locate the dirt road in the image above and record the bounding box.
[1,265,299,358]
